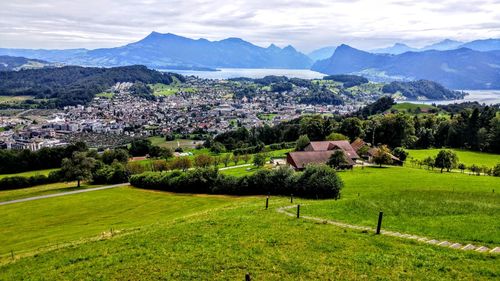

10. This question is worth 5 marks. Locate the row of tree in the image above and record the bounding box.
[130,165,343,198]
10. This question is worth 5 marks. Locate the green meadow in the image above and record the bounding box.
[0,157,498,279]
[407,148,500,168]
[0,168,57,179]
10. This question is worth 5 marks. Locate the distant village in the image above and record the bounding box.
[0,76,377,150]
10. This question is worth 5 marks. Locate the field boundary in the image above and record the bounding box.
[277,205,500,254]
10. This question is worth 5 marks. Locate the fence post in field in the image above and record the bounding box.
[290,193,293,203]
[245,273,251,281]
[297,204,300,218]
[265,196,269,210]
[376,211,383,234]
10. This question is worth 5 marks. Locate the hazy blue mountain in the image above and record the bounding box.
[307,46,337,61]
[459,39,500,51]
[0,49,86,63]
[312,45,500,89]
[421,39,463,51]
[0,55,58,71]
[0,32,312,70]
[371,43,417,54]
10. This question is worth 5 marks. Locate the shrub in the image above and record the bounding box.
[130,164,342,199]
[492,163,500,177]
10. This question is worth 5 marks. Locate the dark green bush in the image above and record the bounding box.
[130,165,343,198]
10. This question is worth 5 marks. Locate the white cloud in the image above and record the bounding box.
[0,0,499,52]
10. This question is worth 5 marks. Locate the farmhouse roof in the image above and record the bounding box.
[306,140,359,159]
[287,150,355,169]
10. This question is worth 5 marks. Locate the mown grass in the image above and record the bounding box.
[0,182,101,202]
[0,186,245,258]
[0,168,58,179]
[150,83,197,96]
[392,102,439,113]
[304,166,500,246]
[407,148,500,168]
[95,92,114,99]
[0,192,497,280]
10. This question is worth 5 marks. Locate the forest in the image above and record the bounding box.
[0,65,184,107]
[211,99,500,153]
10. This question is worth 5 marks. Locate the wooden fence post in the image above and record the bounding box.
[245,273,251,281]
[290,193,293,203]
[297,204,300,218]
[376,211,383,234]
[265,196,269,210]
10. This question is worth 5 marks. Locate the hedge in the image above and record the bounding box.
[130,165,343,199]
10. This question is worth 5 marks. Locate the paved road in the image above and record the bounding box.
[0,183,129,206]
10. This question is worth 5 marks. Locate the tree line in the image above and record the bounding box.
[207,99,500,154]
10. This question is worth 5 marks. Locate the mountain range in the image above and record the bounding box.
[368,39,500,55]
[0,32,312,70]
[311,44,500,89]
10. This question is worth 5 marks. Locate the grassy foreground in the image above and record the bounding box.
[0,190,498,280]
[0,168,57,179]
[407,149,500,168]
[305,166,500,246]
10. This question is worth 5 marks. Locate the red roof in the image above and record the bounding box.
[305,141,359,159]
[350,138,366,152]
[287,150,355,169]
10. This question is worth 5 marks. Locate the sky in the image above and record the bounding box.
[1,0,500,52]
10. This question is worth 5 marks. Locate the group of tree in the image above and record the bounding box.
[130,165,343,199]
[0,65,184,107]
[208,99,500,154]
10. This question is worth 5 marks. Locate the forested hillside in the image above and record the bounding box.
[0,65,183,107]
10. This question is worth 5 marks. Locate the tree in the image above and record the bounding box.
[327,150,348,170]
[295,135,310,151]
[60,152,96,187]
[339,117,364,141]
[253,153,267,167]
[326,132,348,141]
[222,154,231,167]
[242,154,251,164]
[171,157,192,171]
[129,139,152,156]
[194,154,213,168]
[212,156,221,168]
[296,165,344,199]
[232,154,240,165]
[372,145,393,167]
[458,163,466,173]
[392,147,408,162]
[434,150,458,173]
[210,142,226,154]
[422,156,435,170]
[492,163,500,177]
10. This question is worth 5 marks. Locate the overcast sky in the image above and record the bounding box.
[1,0,499,52]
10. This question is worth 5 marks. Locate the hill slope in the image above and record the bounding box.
[312,45,500,89]
[0,55,57,71]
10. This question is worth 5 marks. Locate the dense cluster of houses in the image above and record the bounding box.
[0,77,381,151]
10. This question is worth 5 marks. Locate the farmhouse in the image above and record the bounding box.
[287,140,359,170]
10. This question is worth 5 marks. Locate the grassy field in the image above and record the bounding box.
[95,92,114,99]
[257,113,278,121]
[0,182,101,202]
[150,83,197,96]
[304,166,500,246]
[0,96,33,104]
[407,149,500,168]
[148,136,203,149]
[391,102,439,113]
[0,168,58,179]
[0,186,498,279]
